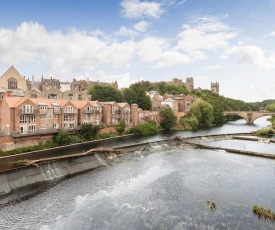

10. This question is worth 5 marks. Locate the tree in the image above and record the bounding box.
[123,83,152,110]
[155,82,189,95]
[188,100,214,128]
[88,85,124,102]
[180,115,199,130]
[116,120,126,134]
[53,131,72,146]
[80,124,100,140]
[128,120,159,135]
[159,107,177,130]
[266,103,275,112]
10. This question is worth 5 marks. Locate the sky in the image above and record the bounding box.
[0,0,275,102]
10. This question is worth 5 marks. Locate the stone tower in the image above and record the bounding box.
[185,77,194,91]
[211,82,219,94]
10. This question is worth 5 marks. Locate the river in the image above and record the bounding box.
[0,117,275,230]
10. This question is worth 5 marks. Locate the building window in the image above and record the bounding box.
[29,125,36,133]
[8,77,17,89]
[20,126,27,134]
[48,94,57,99]
[40,106,47,110]
[41,124,46,129]
[53,123,59,129]
[29,115,36,123]
[68,94,73,100]
[30,94,37,98]
[20,115,27,123]
[64,114,69,121]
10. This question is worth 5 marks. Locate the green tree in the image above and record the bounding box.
[155,82,189,95]
[80,124,100,140]
[116,119,126,134]
[188,100,214,128]
[159,107,177,130]
[180,115,199,130]
[88,85,124,102]
[124,83,152,110]
[128,121,159,135]
[266,103,275,112]
[53,131,72,146]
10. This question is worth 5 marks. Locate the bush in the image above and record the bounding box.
[128,121,159,135]
[180,115,199,130]
[116,120,126,134]
[79,124,100,140]
[256,127,274,136]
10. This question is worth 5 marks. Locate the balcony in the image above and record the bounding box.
[84,109,93,114]
[40,109,47,114]
[53,109,61,114]
[20,109,36,114]
[63,109,78,114]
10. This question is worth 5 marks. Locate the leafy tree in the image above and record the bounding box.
[266,103,275,112]
[88,85,124,102]
[53,131,72,146]
[159,107,177,130]
[116,120,126,134]
[124,82,152,110]
[128,121,159,135]
[180,115,199,130]
[80,124,100,140]
[188,100,214,128]
[154,82,189,95]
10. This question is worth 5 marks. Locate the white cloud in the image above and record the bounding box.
[264,31,275,38]
[115,26,138,38]
[177,0,187,6]
[136,37,191,67]
[0,22,137,76]
[225,45,275,69]
[134,21,149,32]
[120,0,164,19]
[177,17,239,53]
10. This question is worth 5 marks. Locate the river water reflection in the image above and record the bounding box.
[0,117,275,230]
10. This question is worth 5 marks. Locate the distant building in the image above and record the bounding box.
[211,82,219,94]
[0,66,118,100]
[185,77,194,91]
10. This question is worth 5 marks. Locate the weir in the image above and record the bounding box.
[0,132,274,196]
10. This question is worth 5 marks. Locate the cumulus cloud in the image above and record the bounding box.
[115,26,138,38]
[120,0,164,19]
[225,45,275,69]
[0,21,137,76]
[136,37,191,67]
[134,21,149,32]
[177,16,239,53]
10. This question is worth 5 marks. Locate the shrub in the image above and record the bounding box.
[128,121,159,135]
[255,127,274,136]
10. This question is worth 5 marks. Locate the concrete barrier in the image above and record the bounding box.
[0,153,105,196]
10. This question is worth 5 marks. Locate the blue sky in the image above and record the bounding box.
[0,0,275,102]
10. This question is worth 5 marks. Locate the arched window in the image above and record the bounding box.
[8,77,17,89]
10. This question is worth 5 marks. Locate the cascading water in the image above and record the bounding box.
[0,117,274,230]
